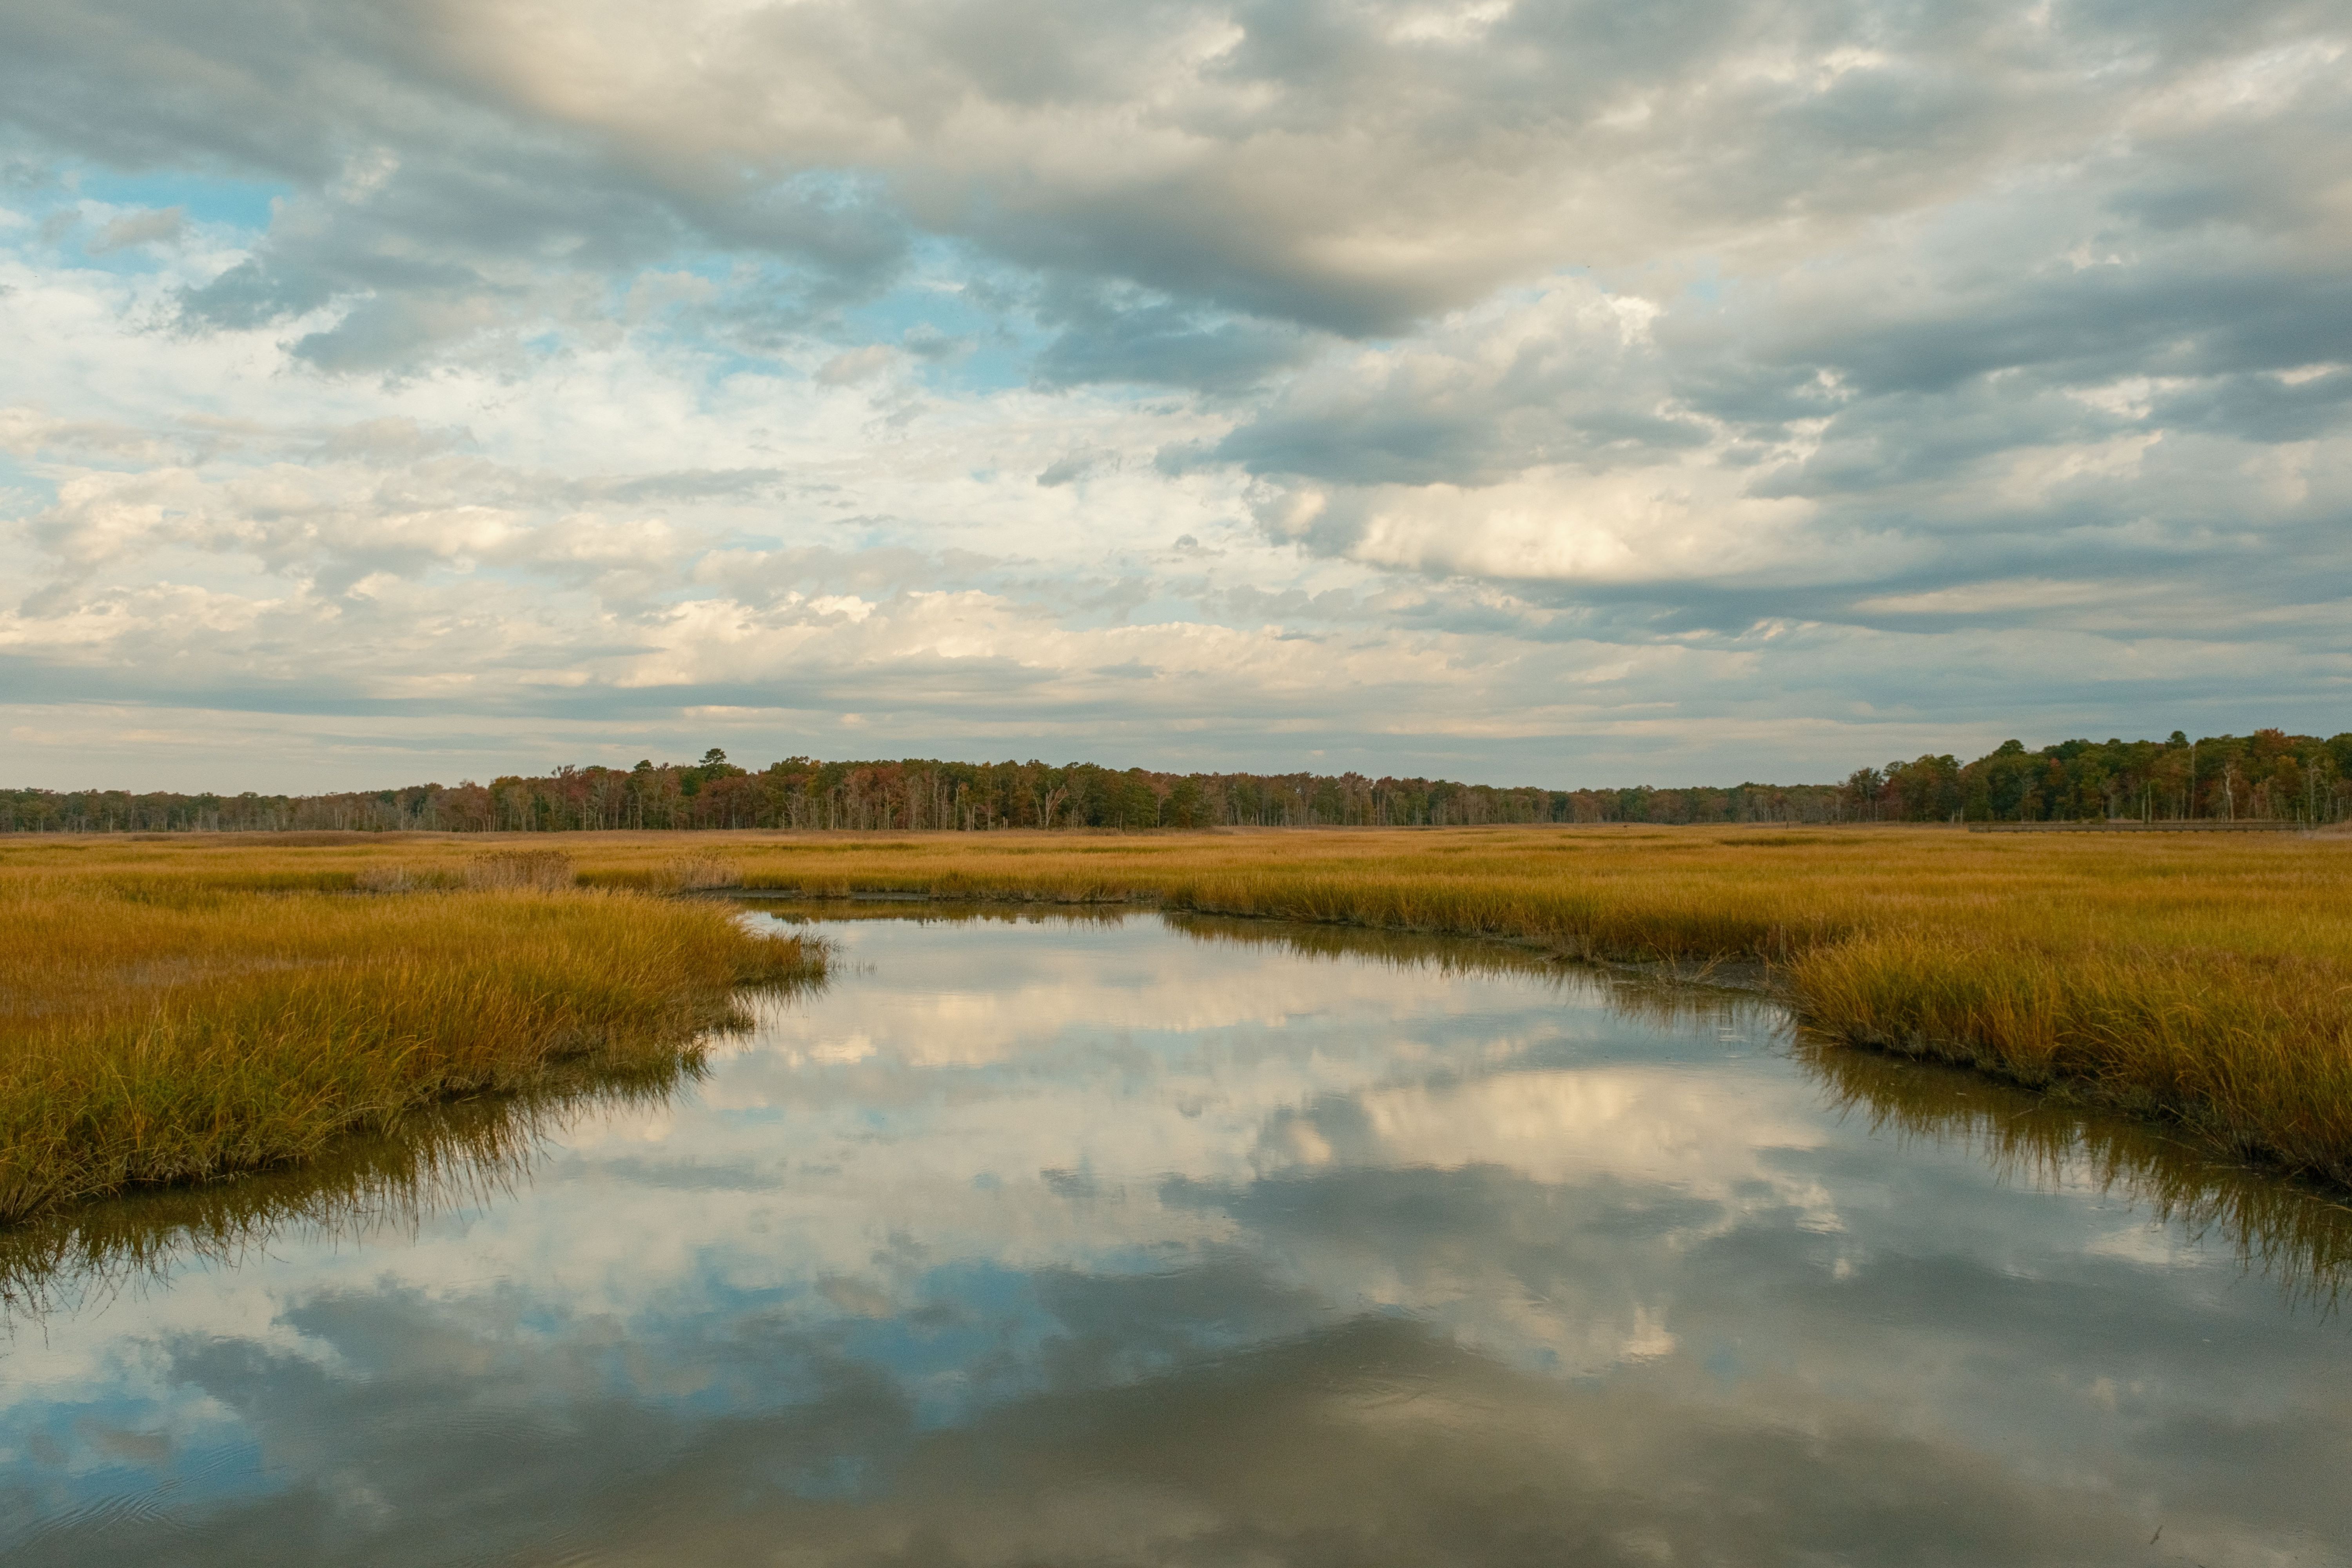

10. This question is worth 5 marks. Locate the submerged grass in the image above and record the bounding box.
[5,823,2349,1189]
[0,866,820,1221]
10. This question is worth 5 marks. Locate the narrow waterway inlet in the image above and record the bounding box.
[4,908,2349,1567]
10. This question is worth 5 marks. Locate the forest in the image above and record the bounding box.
[6,729,2350,834]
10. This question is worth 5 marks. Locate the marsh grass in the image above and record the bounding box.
[7,823,2350,1186]
[632,826,2352,1183]
[465,848,577,889]
[1790,926,2352,1180]
[0,871,820,1221]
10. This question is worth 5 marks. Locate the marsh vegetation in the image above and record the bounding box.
[2,823,2345,1223]
[0,849,821,1221]
[10,908,2351,1566]
[624,825,2352,1185]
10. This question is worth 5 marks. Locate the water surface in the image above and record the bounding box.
[5,909,2350,1566]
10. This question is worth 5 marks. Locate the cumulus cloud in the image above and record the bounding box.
[87,204,182,252]
[0,0,2347,785]
[816,343,897,385]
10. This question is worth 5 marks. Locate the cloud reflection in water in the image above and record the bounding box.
[3,909,2350,1566]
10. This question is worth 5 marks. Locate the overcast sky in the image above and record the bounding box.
[3,0,2347,791]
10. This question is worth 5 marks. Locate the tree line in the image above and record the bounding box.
[1842,729,2352,826]
[7,729,2348,834]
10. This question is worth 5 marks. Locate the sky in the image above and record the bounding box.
[2,0,2347,792]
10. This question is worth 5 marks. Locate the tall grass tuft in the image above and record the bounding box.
[465,848,577,889]
[0,880,819,1221]
[664,851,743,892]
[1792,929,2352,1183]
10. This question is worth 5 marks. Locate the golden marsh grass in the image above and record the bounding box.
[5,823,2348,1198]
[0,859,820,1221]
[619,824,2352,1181]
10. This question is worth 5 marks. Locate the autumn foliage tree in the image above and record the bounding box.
[7,730,2347,833]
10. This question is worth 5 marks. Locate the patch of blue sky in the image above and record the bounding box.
[833,239,1047,395]
[46,240,182,285]
[64,168,285,234]
[699,342,812,394]
[604,256,829,376]
[0,452,58,512]
[928,327,1031,396]
[767,163,892,215]
[603,229,1049,396]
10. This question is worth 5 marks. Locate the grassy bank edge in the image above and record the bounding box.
[1,888,826,1225]
[9,828,2344,1210]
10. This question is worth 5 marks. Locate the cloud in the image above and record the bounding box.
[816,343,898,385]
[1030,283,1321,393]
[5,0,2320,347]
[2,0,2349,786]
[87,205,183,252]
[1035,447,1114,487]
[1215,281,1708,487]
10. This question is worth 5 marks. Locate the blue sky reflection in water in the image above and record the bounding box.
[4,911,2350,1566]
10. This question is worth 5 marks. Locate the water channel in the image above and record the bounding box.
[5,907,2351,1566]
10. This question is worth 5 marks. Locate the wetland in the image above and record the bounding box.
[6,905,2351,1566]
